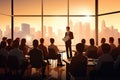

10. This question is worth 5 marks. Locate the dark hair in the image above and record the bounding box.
[81,39,86,44]
[21,38,26,45]
[0,41,6,48]
[40,38,44,43]
[2,37,7,41]
[101,43,110,53]
[33,39,38,48]
[109,37,114,43]
[13,40,19,48]
[66,26,70,29]
[101,38,106,43]
[76,43,84,53]
[7,39,13,45]
[90,38,94,45]
[50,38,54,44]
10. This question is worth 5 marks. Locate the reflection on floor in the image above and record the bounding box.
[31,52,67,80]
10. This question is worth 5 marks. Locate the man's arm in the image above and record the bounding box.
[70,32,74,39]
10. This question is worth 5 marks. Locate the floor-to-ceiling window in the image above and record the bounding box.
[98,0,120,46]
[69,0,95,45]
[1,0,120,49]
[14,0,42,45]
[0,0,11,39]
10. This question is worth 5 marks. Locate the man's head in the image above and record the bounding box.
[40,38,44,44]
[33,39,38,48]
[101,43,111,53]
[50,38,54,44]
[101,38,106,44]
[90,38,94,46]
[66,26,70,32]
[109,37,114,43]
[76,43,84,53]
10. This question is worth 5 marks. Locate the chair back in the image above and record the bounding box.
[48,48,57,59]
[30,52,43,68]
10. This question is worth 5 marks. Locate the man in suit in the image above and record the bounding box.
[64,26,74,59]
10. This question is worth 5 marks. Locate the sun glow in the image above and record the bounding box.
[26,35,32,42]
[82,15,91,23]
[80,9,92,23]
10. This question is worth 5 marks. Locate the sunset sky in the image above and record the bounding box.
[0,0,120,32]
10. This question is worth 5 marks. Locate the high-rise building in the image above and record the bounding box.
[21,23,30,35]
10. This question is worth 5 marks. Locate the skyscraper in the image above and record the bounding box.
[21,23,30,35]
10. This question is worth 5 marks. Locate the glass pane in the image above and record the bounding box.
[0,15,11,40]
[0,0,11,15]
[99,14,120,45]
[99,0,120,14]
[14,17,41,45]
[69,0,95,15]
[69,17,95,46]
[14,0,41,15]
[43,17,67,50]
[44,0,67,15]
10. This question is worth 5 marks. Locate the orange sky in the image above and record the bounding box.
[0,0,120,32]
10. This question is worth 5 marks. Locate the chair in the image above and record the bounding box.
[48,48,58,59]
[30,53,46,77]
[48,48,58,66]
[7,55,20,75]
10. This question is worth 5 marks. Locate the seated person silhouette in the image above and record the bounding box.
[48,38,64,66]
[29,39,46,78]
[9,40,29,76]
[69,43,87,78]
[86,38,98,59]
[89,43,114,80]
[38,38,50,65]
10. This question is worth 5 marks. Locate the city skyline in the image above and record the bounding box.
[1,0,120,32]
[0,20,120,46]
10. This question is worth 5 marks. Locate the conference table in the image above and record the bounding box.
[63,58,97,80]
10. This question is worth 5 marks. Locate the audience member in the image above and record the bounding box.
[97,38,106,57]
[0,41,8,58]
[69,43,87,78]
[111,38,120,61]
[0,37,7,49]
[38,38,50,65]
[9,40,29,75]
[48,38,64,66]
[81,39,88,52]
[86,38,98,59]
[109,37,116,53]
[29,39,46,77]
[2,37,7,42]
[96,43,114,70]
[6,39,13,51]
[89,43,114,80]
[19,38,29,55]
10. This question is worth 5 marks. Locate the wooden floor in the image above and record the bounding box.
[30,52,67,80]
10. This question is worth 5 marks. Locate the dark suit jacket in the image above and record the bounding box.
[69,53,87,76]
[65,31,74,45]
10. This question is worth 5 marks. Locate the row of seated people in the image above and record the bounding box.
[0,37,64,79]
[69,42,120,80]
[81,37,119,61]
[1,37,64,66]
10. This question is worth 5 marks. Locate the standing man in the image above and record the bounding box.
[64,26,74,59]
